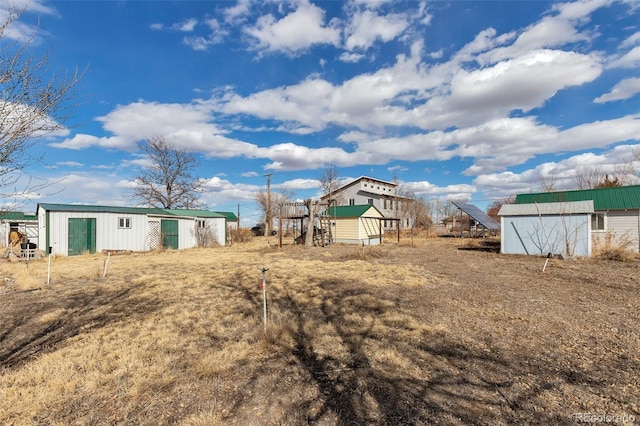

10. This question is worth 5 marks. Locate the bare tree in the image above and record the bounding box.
[318,164,342,205]
[539,173,558,192]
[613,159,638,186]
[255,190,269,226]
[0,8,84,205]
[304,198,321,247]
[573,166,605,190]
[404,193,432,243]
[487,196,515,222]
[438,201,456,230]
[255,188,292,235]
[127,136,204,209]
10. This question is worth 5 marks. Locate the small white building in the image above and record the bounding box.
[498,200,594,257]
[513,186,640,254]
[36,203,232,256]
[324,204,385,245]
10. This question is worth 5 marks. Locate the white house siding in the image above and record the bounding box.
[603,210,640,253]
[326,177,409,229]
[207,218,227,246]
[501,214,591,257]
[39,210,150,255]
[149,216,227,249]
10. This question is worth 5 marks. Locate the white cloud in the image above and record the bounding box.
[403,181,476,199]
[56,161,83,167]
[620,30,640,49]
[473,143,640,198]
[223,0,252,24]
[173,18,198,32]
[277,178,320,191]
[417,49,602,129]
[607,45,640,69]
[244,1,340,55]
[594,77,640,103]
[339,52,365,63]
[344,9,409,51]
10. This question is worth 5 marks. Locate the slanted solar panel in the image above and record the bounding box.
[451,201,500,230]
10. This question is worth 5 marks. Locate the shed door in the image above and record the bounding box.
[161,219,179,249]
[68,218,96,256]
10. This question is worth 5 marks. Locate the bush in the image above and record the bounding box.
[592,231,635,261]
[229,227,254,244]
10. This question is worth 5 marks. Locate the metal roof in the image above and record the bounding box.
[451,201,500,230]
[0,212,38,221]
[37,203,228,219]
[323,204,383,218]
[515,185,640,210]
[214,211,238,221]
[499,200,594,216]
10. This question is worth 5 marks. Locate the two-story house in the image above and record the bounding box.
[320,176,412,230]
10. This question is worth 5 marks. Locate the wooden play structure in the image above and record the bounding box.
[278,200,333,247]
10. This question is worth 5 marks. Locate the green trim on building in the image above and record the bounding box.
[214,211,238,221]
[323,204,383,218]
[37,203,227,219]
[0,212,38,221]
[515,185,640,211]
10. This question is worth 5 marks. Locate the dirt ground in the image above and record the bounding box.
[0,237,638,425]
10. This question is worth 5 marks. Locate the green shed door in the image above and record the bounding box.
[68,218,96,256]
[161,219,179,249]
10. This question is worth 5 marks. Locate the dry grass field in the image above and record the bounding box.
[0,237,638,425]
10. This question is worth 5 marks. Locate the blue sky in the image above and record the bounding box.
[3,0,639,225]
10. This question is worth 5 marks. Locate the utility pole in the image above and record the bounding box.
[265,173,273,236]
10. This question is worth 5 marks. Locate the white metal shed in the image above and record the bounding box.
[498,200,594,257]
[36,203,229,256]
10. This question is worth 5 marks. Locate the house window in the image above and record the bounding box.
[591,213,605,231]
[383,199,388,209]
[368,198,373,205]
[118,217,131,229]
[349,199,355,206]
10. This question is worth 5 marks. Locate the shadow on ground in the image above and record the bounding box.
[0,281,162,370]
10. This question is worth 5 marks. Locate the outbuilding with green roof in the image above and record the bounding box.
[510,185,640,255]
[322,204,385,245]
[36,203,236,255]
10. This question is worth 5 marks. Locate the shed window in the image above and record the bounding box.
[118,217,131,229]
[197,219,206,228]
[591,213,605,231]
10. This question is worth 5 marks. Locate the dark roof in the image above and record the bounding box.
[322,204,383,218]
[0,212,38,221]
[36,203,226,218]
[515,185,640,210]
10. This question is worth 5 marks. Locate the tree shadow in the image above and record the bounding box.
[251,278,585,425]
[0,281,163,369]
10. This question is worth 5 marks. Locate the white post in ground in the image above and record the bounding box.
[261,268,269,332]
[103,251,111,278]
[47,243,56,285]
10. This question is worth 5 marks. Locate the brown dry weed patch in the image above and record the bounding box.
[0,237,638,425]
